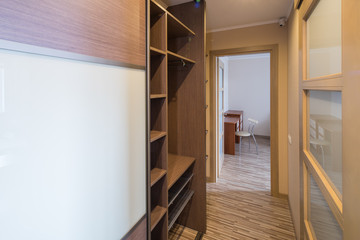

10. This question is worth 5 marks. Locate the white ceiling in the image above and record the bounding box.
[161,0,293,32]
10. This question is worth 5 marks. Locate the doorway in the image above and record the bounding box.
[209,45,280,197]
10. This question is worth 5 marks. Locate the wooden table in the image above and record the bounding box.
[224,117,239,155]
[224,110,243,143]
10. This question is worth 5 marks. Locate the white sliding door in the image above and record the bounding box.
[0,49,146,239]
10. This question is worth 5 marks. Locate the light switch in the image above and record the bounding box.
[288,134,292,145]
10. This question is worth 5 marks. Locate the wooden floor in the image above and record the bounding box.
[169,137,296,240]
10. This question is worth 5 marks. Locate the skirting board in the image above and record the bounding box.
[121,215,147,240]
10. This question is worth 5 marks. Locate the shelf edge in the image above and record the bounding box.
[150,168,167,187]
[150,205,167,231]
[167,50,196,64]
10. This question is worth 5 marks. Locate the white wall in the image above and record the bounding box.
[287,8,301,239]
[0,49,146,239]
[227,53,271,136]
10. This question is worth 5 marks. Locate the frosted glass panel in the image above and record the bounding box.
[219,91,223,111]
[220,138,223,160]
[309,175,343,239]
[307,0,342,79]
[309,90,342,194]
[219,67,224,89]
[0,49,146,239]
[219,113,223,134]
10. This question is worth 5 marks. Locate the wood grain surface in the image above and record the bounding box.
[167,1,206,233]
[0,0,145,67]
[122,215,147,240]
[168,154,195,189]
[169,137,296,239]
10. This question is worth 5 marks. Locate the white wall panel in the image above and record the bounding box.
[0,49,146,239]
[227,53,270,136]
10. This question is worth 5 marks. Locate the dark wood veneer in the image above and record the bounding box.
[167,1,206,233]
[122,215,147,240]
[0,0,145,67]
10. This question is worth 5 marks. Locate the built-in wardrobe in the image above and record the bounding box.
[147,0,206,239]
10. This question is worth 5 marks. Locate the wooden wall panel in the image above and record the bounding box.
[167,2,207,233]
[0,0,146,67]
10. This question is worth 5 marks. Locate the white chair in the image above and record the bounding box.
[309,138,329,167]
[235,118,259,154]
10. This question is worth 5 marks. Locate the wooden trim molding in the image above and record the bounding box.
[0,0,146,68]
[209,44,280,196]
[0,39,145,70]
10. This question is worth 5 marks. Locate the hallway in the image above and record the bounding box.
[169,137,296,240]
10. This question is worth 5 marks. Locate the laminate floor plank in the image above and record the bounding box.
[169,137,296,240]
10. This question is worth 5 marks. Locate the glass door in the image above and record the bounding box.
[299,0,344,239]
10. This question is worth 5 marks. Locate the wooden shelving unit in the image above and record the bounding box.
[150,130,167,142]
[168,190,194,230]
[151,206,167,231]
[150,46,167,56]
[167,51,196,65]
[167,13,195,39]
[148,0,206,239]
[151,168,167,187]
[168,154,195,189]
[150,94,167,99]
[168,172,194,206]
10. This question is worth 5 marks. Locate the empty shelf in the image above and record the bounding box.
[150,94,167,99]
[150,131,167,142]
[150,0,166,17]
[150,46,167,56]
[167,12,195,39]
[168,51,195,65]
[168,172,193,206]
[151,168,167,187]
[151,205,167,231]
[168,154,195,189]
[168,190,194,230]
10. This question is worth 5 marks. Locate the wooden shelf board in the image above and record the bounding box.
[167,12,195,38]
[150,0,166,17]
[168,190,194,230]
[151,168,167,187]
[150,131,167,143]
[168,154,195,189]
[151,205,167,231]
[168,172,193,207]
[150,46,167,56]
[168,51,196,65]
[150,94,167,99]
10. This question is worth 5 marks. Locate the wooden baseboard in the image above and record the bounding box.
[121,214,147,240]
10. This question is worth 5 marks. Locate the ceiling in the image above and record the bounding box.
[161,0,293,32]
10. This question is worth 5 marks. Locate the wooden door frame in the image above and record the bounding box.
[209,44,280,197]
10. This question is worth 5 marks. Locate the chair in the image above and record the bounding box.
[235,118,259,154]
[309,138,329,167]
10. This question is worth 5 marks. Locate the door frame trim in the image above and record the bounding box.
[209,44,280,197]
